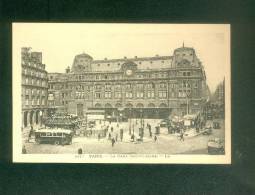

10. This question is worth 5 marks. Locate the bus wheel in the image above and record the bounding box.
[54,141,60,145]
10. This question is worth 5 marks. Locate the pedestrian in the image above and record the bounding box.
[28,125,34,139]
[22,146,27,154]
[111,127,113,132]
[180,132,184,141]
[154,135,157,142]
[108,133,111,140]
[149,130,152,137]
[111,138,115,147]
[131,134,135,142]
[120,129,123,141]
[98,134,101,141]
[78,148,82,154]
[115,134,118,142]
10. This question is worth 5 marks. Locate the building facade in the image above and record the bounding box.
[21,47,48,128]
[48,46,209,119]
[213,79,225,106]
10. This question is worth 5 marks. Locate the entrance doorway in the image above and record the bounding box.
[77,104,84,117]
[24,111,28,127]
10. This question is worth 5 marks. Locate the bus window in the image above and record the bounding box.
[53,133,56,136]
[41,133,46,136]
[46,132,52,136]
[57,133,62,136]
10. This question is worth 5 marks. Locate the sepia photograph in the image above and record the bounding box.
[12,23,231,163]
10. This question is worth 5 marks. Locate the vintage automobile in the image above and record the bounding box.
[213,121,220,129]
[202,125,212,135]
[159,119,171,128]
[207,138,225,154]
[34,128,73,145]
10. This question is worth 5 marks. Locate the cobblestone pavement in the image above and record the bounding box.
[23,119,225,154]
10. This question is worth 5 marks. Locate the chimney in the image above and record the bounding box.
[66,66,70,73]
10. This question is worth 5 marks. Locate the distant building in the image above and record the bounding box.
[47,45,209,119]
[21,47,48,128]
[213,78,225,106]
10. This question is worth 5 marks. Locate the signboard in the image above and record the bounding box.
[87,114,105,120]
[184,120,191,126]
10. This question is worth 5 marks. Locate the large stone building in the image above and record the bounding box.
[213,78,225,106]
[47,45,209,119]
[21,47,48,128]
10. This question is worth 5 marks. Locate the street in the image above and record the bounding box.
[23,119,225,154]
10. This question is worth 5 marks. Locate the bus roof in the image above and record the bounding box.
[35,128,73,134]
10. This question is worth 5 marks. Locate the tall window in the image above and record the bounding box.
[25,95,29,105]
[37,96,40,105]
[115,84,121,90]
[126,83,132,89]
[147,91,155,98]
[136,91,144,98]
[105,84,111,90]
[115,92,122,98]
[105,92,111,98]
[158,91,167,98]
[159,82,167,89]
[95,92,101,99]
[125,92,132,98]
[42,96,45,105]
[136,83,143,89]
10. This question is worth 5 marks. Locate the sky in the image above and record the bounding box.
[13,23,230,93]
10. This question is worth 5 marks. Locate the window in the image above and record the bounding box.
[95,92,101,99]
[115,92,122,98]
[137,83,143,89]
[115,84,121,90]
[105,92,111,98]
[95,85,102,90]
[105,84,111,90]
[126,84,131,89]
[159,91,167,98]
[42,96,45,105]
[147,91,155,98]
[126,92,133,98]
[159,82,167,89]
[136,91,144,98]
[194,81,198,88]
[147,83,155,89]
[25,95,29,105]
